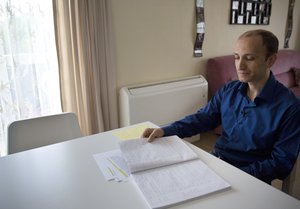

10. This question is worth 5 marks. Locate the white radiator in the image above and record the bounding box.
[119,75,208,142]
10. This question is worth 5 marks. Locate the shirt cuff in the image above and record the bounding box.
[161,125,178,137]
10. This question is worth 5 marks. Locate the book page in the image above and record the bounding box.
[119,136,198,173]
[132,159,230,209]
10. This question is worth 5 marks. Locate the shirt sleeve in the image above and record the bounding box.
[239,104,300,183]
[162,86,224,138]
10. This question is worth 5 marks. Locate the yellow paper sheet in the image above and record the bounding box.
[112,123,156,140]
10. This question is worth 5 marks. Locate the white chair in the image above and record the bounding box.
[7,112,82,154]
[282,154,300,200]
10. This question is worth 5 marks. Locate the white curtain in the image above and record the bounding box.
[0,0,61,156]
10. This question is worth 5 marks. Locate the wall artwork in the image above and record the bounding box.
[284,0,295,48]
[194,0,205,57]
[230,0,272,25]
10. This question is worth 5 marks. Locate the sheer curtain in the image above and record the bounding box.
[0,0,61,156]
[52,0,118,136]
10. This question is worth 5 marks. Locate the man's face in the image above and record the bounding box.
[234,35,274,85]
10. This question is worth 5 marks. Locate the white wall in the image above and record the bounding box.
[110,0,300,89]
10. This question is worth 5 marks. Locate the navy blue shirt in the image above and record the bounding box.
[162,72,300,184]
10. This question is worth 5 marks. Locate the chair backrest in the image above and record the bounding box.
[7,112,82,154]
[282,154,300,200]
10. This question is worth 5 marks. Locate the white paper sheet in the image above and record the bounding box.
[132,159,230,209]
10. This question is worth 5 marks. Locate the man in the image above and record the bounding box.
[142,29,300,184]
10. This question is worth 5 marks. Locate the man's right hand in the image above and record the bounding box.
[142,128,164,142]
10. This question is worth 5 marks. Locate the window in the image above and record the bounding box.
[0,0,61,155]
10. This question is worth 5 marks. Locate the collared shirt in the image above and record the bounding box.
[162,72,300,184]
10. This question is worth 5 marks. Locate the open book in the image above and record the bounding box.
[119,136,230,209]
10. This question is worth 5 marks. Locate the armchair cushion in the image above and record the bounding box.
[293,67,300,86]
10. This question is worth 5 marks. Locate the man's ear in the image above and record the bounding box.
[267,53,277,68]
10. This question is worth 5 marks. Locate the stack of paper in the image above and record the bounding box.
[94,135,230,208]
[119,136,231,209]
[93,150,130,182]
[94,122,157,181]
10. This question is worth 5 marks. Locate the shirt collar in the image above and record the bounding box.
[238,71,276,103]
[256,71,276,102]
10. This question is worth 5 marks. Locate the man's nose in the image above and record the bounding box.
[236,58,246,70]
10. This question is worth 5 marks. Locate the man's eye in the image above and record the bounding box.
[245,56,255,61]
[234,56,240,60]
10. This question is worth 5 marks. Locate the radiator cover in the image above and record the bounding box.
[119,75,208,142]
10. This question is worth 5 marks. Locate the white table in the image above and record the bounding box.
[1,123,300,209]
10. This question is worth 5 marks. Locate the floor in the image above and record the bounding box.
[192,131,283,190]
